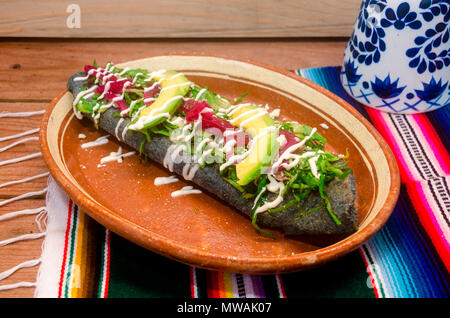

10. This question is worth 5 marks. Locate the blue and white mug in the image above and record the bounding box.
[340,0,449,114]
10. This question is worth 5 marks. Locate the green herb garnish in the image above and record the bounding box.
[232,90,248,105]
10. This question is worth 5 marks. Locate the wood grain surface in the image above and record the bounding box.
[0,38,348,298]
[0,0,360,38]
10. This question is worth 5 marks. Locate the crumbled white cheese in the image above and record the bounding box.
[276,134,287,147]
[269,108,280,119]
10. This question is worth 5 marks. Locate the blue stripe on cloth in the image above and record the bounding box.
[425,106,450,152]
[293,66,450,298]
[365,211,442,297]
[363,188,450,297]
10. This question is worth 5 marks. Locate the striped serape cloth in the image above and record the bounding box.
[35,66,450,298]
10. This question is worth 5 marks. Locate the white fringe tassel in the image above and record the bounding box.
[0,136,39,153]
[35,208,48,233]
[0,259,41,281]
[0,110,48,293]
[0,110,45,118]
[0,152,42,167]
[0,206,47,222]
[0,188,48,207]
[0,128,40,142]
[0,172,49,189]
[0,232,46,247]
[0,281,37,291]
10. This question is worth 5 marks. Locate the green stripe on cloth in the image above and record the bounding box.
[96,229,108,298]
[63,204,78,298]
[360,244,386,298]
[106,233,192,298]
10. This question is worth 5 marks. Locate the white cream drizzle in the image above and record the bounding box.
[118,67,130,76]
[163,144,179,172]
[253,175,285,214]
[171,186,202,198]
[72,85,98,119]
[255,189,284,214]
[226,103,253,117]
[115,118,125,141]
[100,146,135,164]
[308,155,321,179]
[102,72,116,82]
[166,72,186,81]
[195,88,207,101]
[266,175,281,192]
[154,175,179,186]
[219,126,277,171]
[252,187,267,209]
[143,97,156,104]
[195,137,211,153]
[223,128,244,138]
[280,151,315,170]
[270,127,317,172]
[144,80,162,92]
[73,63,114,83]
[182,163,200,181]
[228,108,260,125]
[131,72,144,84]
[92,81,132,124]
[222,139,236,154]
[143,69,167,82]
[164,112,243,182]
[120,99,139,117]
[238,110,268,129]
[121,104,146,140]
[73,73,92,81]
[197,148,214,165]
[170,144,187,164]
[81,135,109,149]
[94,63,113,84]
[97,80,113,100]
[159,81,191,94]
[127,95,183,131]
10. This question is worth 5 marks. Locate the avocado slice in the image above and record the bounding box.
[229,105,279,185]
[130,70,190,131]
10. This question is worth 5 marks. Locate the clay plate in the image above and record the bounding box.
[40,54,400,274]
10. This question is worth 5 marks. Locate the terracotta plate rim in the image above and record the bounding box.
[40,53,400,274]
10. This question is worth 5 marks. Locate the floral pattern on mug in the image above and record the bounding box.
[341,0,449,114]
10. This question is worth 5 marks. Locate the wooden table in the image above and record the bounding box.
[0,38,347,298]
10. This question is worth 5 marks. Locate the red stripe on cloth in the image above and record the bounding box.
[58,199,73,298]
[364,107,411,182]
[275,275,287,298]
[410,114,450,175]
[358,248,380,298]
[406,182,450,272]
[189,267,196,298]
[216,272,226,298]
[103,230,111,298]
[207,271,219,298]
[366,107,450,271]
